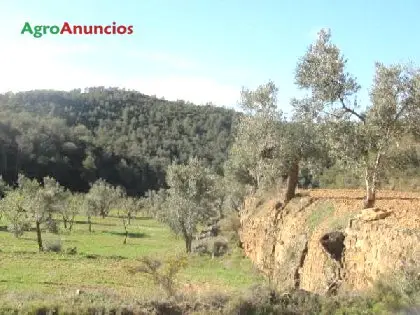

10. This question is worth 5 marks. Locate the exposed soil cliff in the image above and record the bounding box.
[239,189,420,295]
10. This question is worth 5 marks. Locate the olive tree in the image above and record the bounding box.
[0,189,30,237]
[294,28,420,207]
[221,164,249,213]
[228,81,284,191]
[228,81,328,203]
[118,194,139,244]
[160,157,217,253]
[61,192,85,231]
[144,188,168,217]
[42,176,69,233]
[85,179,123,231]
[0,175,41,242]
[18,175,46,251]
[0,174,66,251]
[276,120,328,202]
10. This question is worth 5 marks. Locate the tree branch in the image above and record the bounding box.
[339,97,365,122]
[392,81,417,124]
[322,110,341,119]
[394,95,413,123]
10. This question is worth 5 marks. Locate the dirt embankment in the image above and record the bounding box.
[239,189,420,295]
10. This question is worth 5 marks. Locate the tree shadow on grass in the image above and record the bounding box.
[1,250,38,255]
[73,220,118,227]
[104,231,148,239]
[0,226,8,232]
[20,237,36,241]
[107,215,152,221]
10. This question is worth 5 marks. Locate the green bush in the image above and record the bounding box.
[128,255,188,298]
[318,166,362,189]
[192,237,229,257]
[43,239,62,253]
[219,212,241,247]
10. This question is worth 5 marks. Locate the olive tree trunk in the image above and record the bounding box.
[122,218,128,245]
[36,220,43,252]
[364,152,382,209]
[63,218,67,229]
[88,216,92,232]
[185,236,192,253]
[284,161,299,203]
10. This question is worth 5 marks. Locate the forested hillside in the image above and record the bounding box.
[0,88,237,195]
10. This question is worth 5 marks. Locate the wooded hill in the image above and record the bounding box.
[0,76,419,199]
[0,88,237,195]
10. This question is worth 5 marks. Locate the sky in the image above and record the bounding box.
[0,0,419,113]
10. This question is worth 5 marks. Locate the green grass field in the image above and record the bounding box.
[0,213,264,311]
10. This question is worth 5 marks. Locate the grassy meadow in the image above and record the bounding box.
[0,211,264,312]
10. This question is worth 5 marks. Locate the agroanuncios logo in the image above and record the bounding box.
[21,21,134,38]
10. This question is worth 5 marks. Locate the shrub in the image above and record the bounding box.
[197,291,231,311]
[192,237,229,258]
[128,255,188,298]
[219,212,241,247]
[219,212,241,234]
[369,266,420,313]
[192,240,211,255]
[213,238,229,257]
[318,166,362,189]
[66,247,77,255]
[43,239,62,252]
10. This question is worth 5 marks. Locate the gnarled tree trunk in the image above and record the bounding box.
[285,161,299,203]
[364,184,376,208]
[364,152,382,209]
[180,223,193,253]
[185,235,192,253]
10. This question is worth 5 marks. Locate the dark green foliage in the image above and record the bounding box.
[0,86,418,197]
[0,88,236,196]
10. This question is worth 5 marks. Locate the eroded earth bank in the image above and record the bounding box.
[239,189,420,295]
